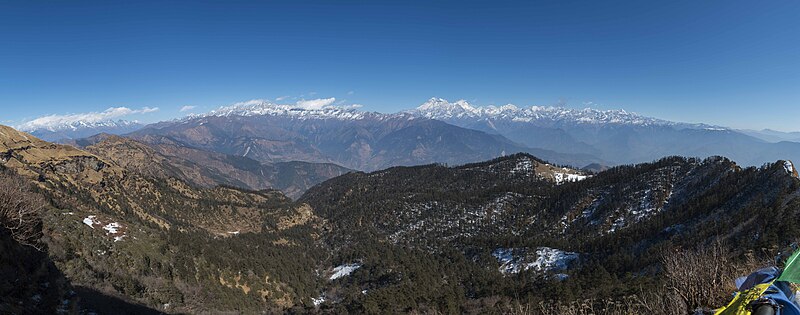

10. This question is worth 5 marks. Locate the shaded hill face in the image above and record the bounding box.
[0,125,327,313]
[0,170,163,314]
[0,170,75,314]
[74,133,350,199]
[300,153,800,312]
[130,114,600,171]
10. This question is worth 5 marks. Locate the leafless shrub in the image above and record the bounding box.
[662,241,768,312]
[0,170,47,248]
[631,287,687,315]
[508,242,770,315]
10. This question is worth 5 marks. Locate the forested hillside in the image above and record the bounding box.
[301,153,800,313]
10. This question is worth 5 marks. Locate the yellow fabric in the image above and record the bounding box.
[714,281,774,315]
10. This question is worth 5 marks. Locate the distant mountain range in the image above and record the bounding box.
[739,129,800,143]
[128,101,599,171]
[16,98,800,171]
[20,119,144,142]
[412,97,800,166]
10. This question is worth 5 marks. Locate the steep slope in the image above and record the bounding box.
[75,133,350,198]
[300,153,800,312]
[0,125,328,313]
[130,102,600,171]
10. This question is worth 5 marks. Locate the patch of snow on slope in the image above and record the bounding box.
[312,295,326,306]
[510,158,533,175]
[82,215,99,228]
[554,172,588,185]
[102,222,121,234]
[785,161,796,176]
[530,247,579,272]
[608,217,625,233]
[82,215,126,242]
[492,247,578,275]
[330,263,362,280]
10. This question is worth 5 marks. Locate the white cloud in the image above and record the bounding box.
[180,105,196,112]
[295,98,336,110]
[347,90,355,95]
[275,95,289,101]
[17,106,159,131]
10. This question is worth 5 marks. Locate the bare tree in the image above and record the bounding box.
[662,241,768,313]
[0,170,47,248]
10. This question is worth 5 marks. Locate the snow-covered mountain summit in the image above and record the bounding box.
[17,119,145,142]
[18,119,142,133]
[413,97,675,126]
[15,106,157,141]
[204,99,379,120]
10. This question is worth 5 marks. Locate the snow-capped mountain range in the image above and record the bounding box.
[18,119,142,133]
[412,97,725,130]
[203,99,379,121]
[19,120,144,142]
[200,97,726,131]
[16,97,711,137]
[200,97,687,127]
[14,97,800,167]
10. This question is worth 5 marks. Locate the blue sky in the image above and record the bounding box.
[1,0,798,130]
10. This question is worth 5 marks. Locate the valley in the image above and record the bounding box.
[3,122,800,313]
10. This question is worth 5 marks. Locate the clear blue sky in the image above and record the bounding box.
[1,0,798,130]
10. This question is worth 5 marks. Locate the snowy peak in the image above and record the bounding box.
[413,97,672,126]
[18,119,142,133]
[205,99,371,120]
[416,97,481,118]
[16,119,145,142]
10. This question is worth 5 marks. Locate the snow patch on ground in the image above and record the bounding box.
[330,263,362,280]
[82,215,126,242]
[492,247,578,275]
[608,216,626,233]
[312,295,326,306]
[103,222,121,234]
[554,172,588,185]
[511,158,533,175]
[785,161,796,176]
[82,215,99,228]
